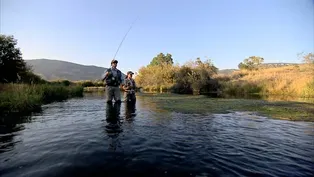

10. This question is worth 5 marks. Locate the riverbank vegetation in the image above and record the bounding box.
[135,52,314,98]
[136,53,219,94]
[140,93,314,121]
[75,80,105,87]
[217,63,314,97]
[0,35,84,116]
[0,84,83,115]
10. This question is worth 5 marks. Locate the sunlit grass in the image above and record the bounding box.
[217,64,314,97]
[140,93,314,121]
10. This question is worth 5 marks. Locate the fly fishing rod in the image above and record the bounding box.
[102,17,138,81]
[112,17,138,60]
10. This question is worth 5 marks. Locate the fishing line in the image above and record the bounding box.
[112,17,139,60]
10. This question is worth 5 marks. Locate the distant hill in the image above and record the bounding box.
[217,63,300,75]
[218,69,238,75]
[25,59,125,81]
[260,63,299,68]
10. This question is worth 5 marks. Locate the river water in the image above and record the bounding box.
[1,94,314,177]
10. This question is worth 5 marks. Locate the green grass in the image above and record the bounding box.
[220,81,264,96]
[140,93,314,121]
[0,84,84,115]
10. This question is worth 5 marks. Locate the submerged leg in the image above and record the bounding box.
[106,86,114,103]
[114,86,121,103]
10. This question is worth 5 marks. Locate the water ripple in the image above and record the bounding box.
[1,96,313,177]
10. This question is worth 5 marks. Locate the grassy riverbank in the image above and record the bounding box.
[83,86,105,92]
[135,56,314,97]
[216,64,314,97]
[141,93,314,122]
[0,84,83,115]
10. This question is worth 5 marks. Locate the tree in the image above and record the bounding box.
[172,66,193,94]
[302,53,314,64]
[135,63,177,91]
[238,62,248,70]
[148,53,174,66]
[183,58,218,94]
[0,35,30,83]
[238,56,264,70]
[136,55,219,95]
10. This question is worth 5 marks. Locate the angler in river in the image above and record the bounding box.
[102,59,123,104]
[123,71,137,103]
[102,18,138,104]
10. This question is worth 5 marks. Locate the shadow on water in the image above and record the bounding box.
[0,113,38,154]
[0,122,24,154]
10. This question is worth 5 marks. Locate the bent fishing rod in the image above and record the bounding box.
[102,17,138,81]
[112,17,139,60]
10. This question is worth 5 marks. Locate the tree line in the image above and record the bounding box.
[237,53,313,70]
[135,53,219,94]
[135,51,313,95]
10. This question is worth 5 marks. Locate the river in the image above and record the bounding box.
[1,93,314,177]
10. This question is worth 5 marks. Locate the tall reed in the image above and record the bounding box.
[0,84,84,115]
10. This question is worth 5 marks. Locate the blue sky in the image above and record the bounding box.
[1,0,313,74]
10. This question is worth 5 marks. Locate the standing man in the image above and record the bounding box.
[102,59,123,103]
[123,71,136,103]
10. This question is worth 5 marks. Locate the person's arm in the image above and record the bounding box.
[101,70,109,81]
[123,80,129,91]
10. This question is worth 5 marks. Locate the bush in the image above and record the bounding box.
[171,83,193,94]
[81,81,94,87]
[69,86,84,97]
[49,80,73,86]
[221,81,263,96]
[20,71,47,84]
[61,80,71,86]
[32,84,69,103]
[75,80,103,87]
[0,84,84,115]
[0,84,42,114]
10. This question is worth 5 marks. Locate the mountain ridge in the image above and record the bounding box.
[25,59,299,80]
[25,59,126,81]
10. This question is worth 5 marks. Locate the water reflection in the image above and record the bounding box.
[105,102,122,135]
[125,101,136,121]
[136,95,166,113]
[1,95,314,177]
[0,115,33,154]
[105,102,122,151]
[0,124,24,153]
